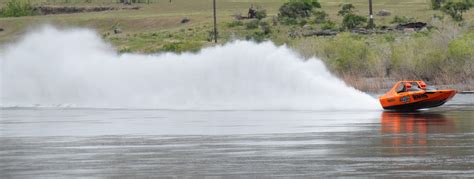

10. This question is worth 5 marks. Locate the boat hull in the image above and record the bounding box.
[380,90,456,111]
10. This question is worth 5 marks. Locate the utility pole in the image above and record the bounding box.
[368,0,375,29]
[213,0,218,43]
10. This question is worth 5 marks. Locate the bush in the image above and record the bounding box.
[448,34,474,78]
[313,10,328,24]
[448,36,474,60]
[207,30,218,42]
[280,17,298,25]
[302,0,321,8]
[342,14,367,29]
[433,13,445,20]
[322,33,377,76]
[431,0,444,10]
[119,46,132,53]
[321,20,337,30]
[385,28,473,82]
[159,41,202,53]
[278,0,321,19]
[299,19,308,26]
[0,0,35,17]
[245,19,260,29]
[259,21,272,34]
[246,31,267,42]
[391,15,414,24]
[338,4,355,16]
[255,9,267,20]
[227,20,243,28]
[383,34,396,42]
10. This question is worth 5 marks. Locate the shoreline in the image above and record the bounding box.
[345,77,474,93]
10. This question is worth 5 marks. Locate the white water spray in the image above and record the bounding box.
[0,26,380,110]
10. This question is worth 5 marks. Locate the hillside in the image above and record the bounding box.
[0,0,473,91]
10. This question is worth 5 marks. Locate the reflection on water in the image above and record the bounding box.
[380,111,456,155]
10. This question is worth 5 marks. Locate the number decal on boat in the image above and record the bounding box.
[412,94,428,100]
[400,96,410,103]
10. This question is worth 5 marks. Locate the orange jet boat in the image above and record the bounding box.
[379,80,456,111]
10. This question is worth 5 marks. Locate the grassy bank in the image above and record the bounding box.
[0,0,473,91]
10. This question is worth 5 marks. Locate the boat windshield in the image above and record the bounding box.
[426,86,437,91]
[408,82,422,91]
[396,84,405,93]
[396,82,423,93]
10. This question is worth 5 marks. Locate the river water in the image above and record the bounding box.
[1,94,473,178]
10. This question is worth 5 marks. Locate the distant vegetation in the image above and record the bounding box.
[0,0,473,90]
[278,0,321,25]
[341,12,367,30]
[0,0,35,17]
[441,0,473,21]
[431,0,474,21]
[391,15,415,24]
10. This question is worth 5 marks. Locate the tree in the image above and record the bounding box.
[337,3,366,30]
[442,1,473,21]
[342,13,367,29]
[278,0,321,18]
[338,4,355,16]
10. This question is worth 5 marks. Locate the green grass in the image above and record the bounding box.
[1,0,471,44]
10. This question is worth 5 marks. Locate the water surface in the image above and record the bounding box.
[1,95,473,177]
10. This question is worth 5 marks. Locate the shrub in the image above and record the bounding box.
[448,35,474,78]
[255,9,267,20]
[119,46,132,53]
[280,17,298,25]
[159,41,202,53]
[207,30,218,42]
[322,33,377,76]
[0,0,35,17]
[321,20,336,30]
[313,10,328,24]
[246,31,267,42]
[383,34,396,42]
[278,0,321,19]
[342,13,367,29]
[245,19,259,29]
[431,0,444,10]
[302,0,321,8]
[448,36,474,60]
[391,15,414,24]
[161,43,180,52]
[387,33,465,82]
[299,19,308,26]
[433,13,445,20]
[227,20,243,28]
[338,4,355,16]
[259,21,272,34]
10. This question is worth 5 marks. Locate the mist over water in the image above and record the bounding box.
[0,26,380,110]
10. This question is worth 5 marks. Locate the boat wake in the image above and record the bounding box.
[0,26,380,111]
